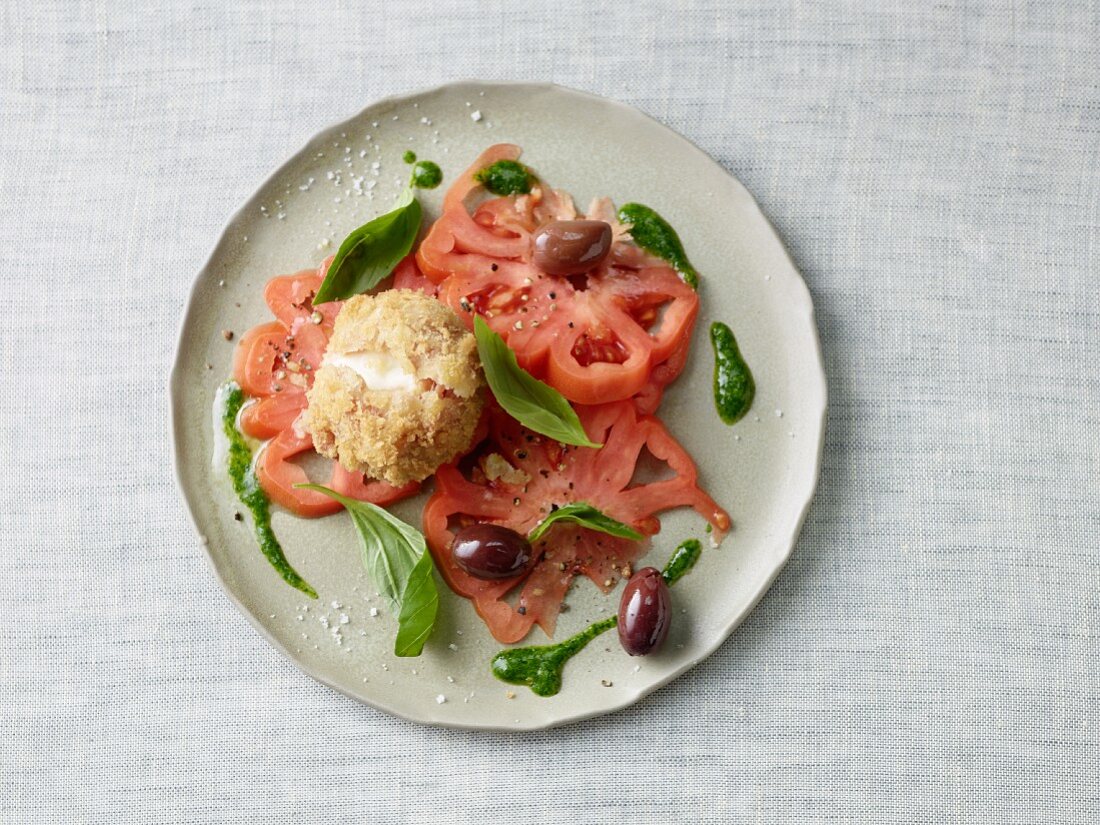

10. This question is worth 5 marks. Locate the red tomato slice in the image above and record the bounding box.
[329,462,419,506]
[239,393,307,440]
[423,402,730,643]
[233,321,289,398]
[416,144,699,409]
[257,429,344,518]
[392,253,437,296]
[258,428,419,518]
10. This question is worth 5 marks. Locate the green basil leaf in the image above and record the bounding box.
[296,484,439,657]
[528,502,643,544]
[313,189,422,304]
[393,550,439,657]
[473,315,602,448]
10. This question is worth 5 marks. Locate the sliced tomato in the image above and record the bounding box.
[257,429,344,518]
[257,428,419,518]
[416,144,699,409]
[392,253,437,296]
[423,402,730,643]
[239,393,307,440]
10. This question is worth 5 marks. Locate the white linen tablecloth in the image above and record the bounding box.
[2,1,1097,821]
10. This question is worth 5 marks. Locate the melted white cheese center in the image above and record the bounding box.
[325,351,418,391]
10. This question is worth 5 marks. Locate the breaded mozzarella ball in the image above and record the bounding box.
[305,290,484,486]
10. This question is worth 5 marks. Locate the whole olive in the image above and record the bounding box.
[451,523,534,579]
[617,567,671,656]
[531,220,613,276]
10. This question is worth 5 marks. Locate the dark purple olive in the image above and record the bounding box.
[532,220,613,275]
[617,567,671,656]
[451,523,534,580]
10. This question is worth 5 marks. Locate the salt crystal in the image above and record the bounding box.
[436,694,446,704]
[470,110,482,122]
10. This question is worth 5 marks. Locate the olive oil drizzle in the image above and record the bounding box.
[490,538,703,696]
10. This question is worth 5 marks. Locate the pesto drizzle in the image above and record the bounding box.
[217,381,317,598]
[490,538,704,696]
[710,322,755,424]
[617,203,699,289]
[661,538,702,586]
[491,616,618,697]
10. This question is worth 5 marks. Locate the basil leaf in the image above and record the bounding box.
[394,550,439,657]
[313,188,422,304]
[296,484,439,656]
[473,315,601,448]
[528,502,643,544]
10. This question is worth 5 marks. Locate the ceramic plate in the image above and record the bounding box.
[170,81,826,730]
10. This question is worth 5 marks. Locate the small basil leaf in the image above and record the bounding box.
[296,485,438,656]
[473,315,601,449]
[393,550,440,657]
[313,189,422,304]
[528,502,643,544]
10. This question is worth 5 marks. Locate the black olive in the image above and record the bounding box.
[617,567,671,656]
[532,220,613,275]
[451,523,534,579]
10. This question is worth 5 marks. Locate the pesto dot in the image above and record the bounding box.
[410,160,443,190]
[475,159,534,196]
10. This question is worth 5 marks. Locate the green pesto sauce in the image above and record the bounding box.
[491,615,618,697]
[410,160,443,190]
[218,381,317,598]
[710,322,755,425]
[617,203,699,289]
[475,159,533,196]
[403,150,417,164]
[661,538,702,586]
[490,538,704,696]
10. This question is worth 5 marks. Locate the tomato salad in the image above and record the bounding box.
[225,144,731,655]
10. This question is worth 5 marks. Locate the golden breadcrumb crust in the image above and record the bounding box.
[305,290,484,486]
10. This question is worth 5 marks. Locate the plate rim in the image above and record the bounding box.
[169,79,828,731]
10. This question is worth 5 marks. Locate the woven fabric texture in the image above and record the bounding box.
[1,1,1098,822]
